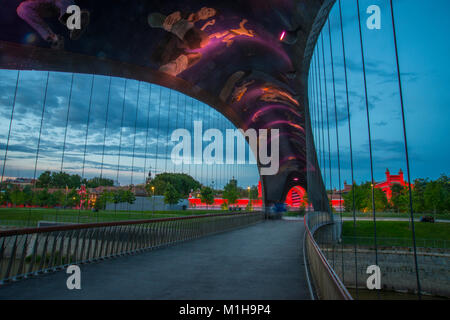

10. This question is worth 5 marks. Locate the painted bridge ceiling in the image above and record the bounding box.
[0,0,334,207]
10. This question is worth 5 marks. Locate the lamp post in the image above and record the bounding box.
[247,186,251,211]
[151,186,155,214]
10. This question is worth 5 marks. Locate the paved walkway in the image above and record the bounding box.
[0,220,310,300]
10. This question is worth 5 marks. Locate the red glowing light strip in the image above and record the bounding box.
[280,31,286,41]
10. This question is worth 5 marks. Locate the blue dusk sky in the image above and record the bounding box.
[309,0,450,188]
[0,0,448,189]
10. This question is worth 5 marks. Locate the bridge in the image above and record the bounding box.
[0,0,446,300]
[0,218,312,300]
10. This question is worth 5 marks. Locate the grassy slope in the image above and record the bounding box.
[342,221,450,240]
[0,208,231,227]
[339,211,450,220]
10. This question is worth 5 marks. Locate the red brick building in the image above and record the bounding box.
[374,169,411,201]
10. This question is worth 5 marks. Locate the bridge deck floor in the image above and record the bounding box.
[0,219,310,300]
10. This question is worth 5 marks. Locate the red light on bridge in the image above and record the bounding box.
[279,31,286,41]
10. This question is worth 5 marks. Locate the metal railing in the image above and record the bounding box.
[0,212,263,284]
[304,212,352,300]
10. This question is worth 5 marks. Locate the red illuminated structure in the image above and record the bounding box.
[188,170,410,211]
[285,185,307,208]
[375,169,411,201]
[329,168,411,211]
[188,181,264,209]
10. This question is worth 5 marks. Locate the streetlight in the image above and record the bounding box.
[247,186,251,211]
[151,186,155,214]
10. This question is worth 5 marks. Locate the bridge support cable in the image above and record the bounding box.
[311,54,319,170]
[356,0,379,277]
[313,53,321,183]
[220,103,225,188]
[79,74,95,221]
[323,27,336,269]
[189,99,195,184]
[389,0,422,299]
[141,83,153,213]
[60,73,75,173]
[116,80,128,190]
[99,77,113,180]
[321,33,335,263]
[310,55,319,214]
[175,93,181,174]
[55,72,75,224]
[327,17,345,283]
[338,0,358,298]
[208,99,213,186]
[164,89,173,174]
[154,86,163,179]
[1,70,20,186]
[320,33,333,205]
[130,81,142,188]
[312,52,322,220]
[32,72,50,194]
[314,51,325,216]
[81,75,95,180]
[316,50,326,203]
[318,48,328,224]
[181,95,187,175]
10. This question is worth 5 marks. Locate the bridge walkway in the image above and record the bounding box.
[0,219,310,300]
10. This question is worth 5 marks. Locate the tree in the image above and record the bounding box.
[22,185,33,206]
[249,185,259,200]
[36,171,52,188]
[86,177,114,188]
[36,188,51,207]
[223,179,239,208]
[343,182,388,213]
[200,186,214,209]
[149,173,201,197]
[69,174,82,189]
[391,184,409,213]
[164,183,181,207]
[123,189,136,204]
[50,171,71,188]
[50,190,65,207]
[424,181,445,217]
[10,188,25,206]
[66,189,79,208]
[94,191,113,211]
[0,189,9,205]
[412,178,428,213]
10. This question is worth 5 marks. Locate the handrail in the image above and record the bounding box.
[304,212,353,300]
[0,211,264,283]
[0,211,254,237]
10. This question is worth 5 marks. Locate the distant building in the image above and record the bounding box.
[374,169,411,201]
[4,177,36,187]
[329,168,411,211]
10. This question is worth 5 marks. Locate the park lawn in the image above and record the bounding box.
[339,211,450,221]
[342,221,450,241]
[0,207,231,227]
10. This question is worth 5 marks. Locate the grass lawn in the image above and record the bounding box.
[339,211,450,221]
[342,221,450,248]
[0,207,232,228]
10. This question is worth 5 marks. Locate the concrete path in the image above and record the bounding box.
[0,220,310,300]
